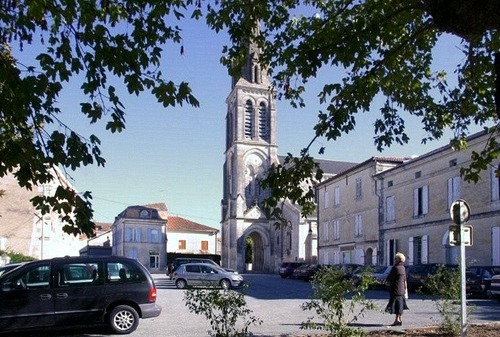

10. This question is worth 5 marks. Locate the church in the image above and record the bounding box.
[220,31,356,273]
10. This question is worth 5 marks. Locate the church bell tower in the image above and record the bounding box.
[220,26,279,273]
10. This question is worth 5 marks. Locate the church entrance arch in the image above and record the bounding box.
[246,231,265,272]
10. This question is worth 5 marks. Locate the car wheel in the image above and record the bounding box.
[220,279,231,290]
[108,305,139,334]
[176,278,187,289]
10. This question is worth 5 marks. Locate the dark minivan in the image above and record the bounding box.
[0,256,161,334]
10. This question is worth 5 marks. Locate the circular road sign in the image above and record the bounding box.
[449,199,471,225]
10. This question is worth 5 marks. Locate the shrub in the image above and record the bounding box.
[184,285,262,337]
[301,266,376,337]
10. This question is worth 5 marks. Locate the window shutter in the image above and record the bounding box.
[408,237,414,265]
[422,235,428,264]
[493,227,500,265]
[413,189,418,217]
[125,228,132,242]
[447,178,453,208]
[492,166,499,201]
[386,196,395,221]
[422,185,429,214]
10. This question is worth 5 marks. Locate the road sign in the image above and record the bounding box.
[450,199,470,225]
[449,225,473,246]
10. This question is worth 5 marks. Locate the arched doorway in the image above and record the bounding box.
[365,248,373,265]
[247,231,264,272]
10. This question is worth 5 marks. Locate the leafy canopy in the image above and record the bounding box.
[0,0,203,236]
[205,0,500,221]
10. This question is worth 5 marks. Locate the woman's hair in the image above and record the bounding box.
[395,252,406,263]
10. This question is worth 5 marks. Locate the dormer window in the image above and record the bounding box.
[139,209,149,218]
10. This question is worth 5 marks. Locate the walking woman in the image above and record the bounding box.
[385,252,408,326]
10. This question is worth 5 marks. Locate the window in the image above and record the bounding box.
[106,261,146,283]
[201,240,209,251]
[413,185,429,217]
[333,220,340,240]
[322,222,329,241]
[354,214,363,236]
[415,171,421,179]
[334,186,340,206]
[148,228,161,243]
[409,236,428,265]
[449,159,457,167]
[386,239,398,265]
[386,196,395,222]
[57,262,100,287]
[258,102,269,141]
[149,253,159,269]
[125,228,141,242]
[447,176,461,208]
[178,240,186,250]
[244,100,253,139]
[388,180,393,187]
[13,264,51,289]
[324,191,330,209]
[355,178,362,200]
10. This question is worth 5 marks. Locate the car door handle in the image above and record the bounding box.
[40,294,52,300]
[56,293,68,299]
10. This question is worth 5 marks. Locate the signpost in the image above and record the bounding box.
[449,199,471,337]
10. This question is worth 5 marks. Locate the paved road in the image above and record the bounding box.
[7,273,500,337]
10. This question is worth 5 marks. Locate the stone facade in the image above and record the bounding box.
[316,157,407,265]
[0,167,86,260]
[111,205,167,273]
[316,130,500,267]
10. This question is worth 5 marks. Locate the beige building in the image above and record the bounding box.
[376,131,500,266]
[316,130,500,267]
[111,204,167,273]
[166,215,219,255]
[0,167,86,261]
[316,157,407,266]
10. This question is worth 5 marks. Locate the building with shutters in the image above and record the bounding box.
[316,130,500,266]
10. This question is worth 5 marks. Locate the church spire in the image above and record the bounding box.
[232,21,268,88]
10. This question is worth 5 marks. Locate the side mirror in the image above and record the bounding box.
[1,282,15,292]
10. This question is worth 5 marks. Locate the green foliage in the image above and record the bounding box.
[301,266,376,337]
[205,1,500,223]
[0,250,35,263]
[184,285,262,337]
[425,266,465,336]
[1,1,202,236]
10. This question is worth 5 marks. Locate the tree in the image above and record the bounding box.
[205,0,500,221]
[0,0,203,236]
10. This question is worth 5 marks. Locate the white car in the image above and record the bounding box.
[172,263,244,290]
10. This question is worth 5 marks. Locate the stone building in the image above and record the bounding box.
[220,28,356,273]
[376,130,500,266]
[111,204,167,273]
[0,167,85,260]
[316,130,500,267]
[315,157,407,265]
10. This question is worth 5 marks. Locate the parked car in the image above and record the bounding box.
[406,263,458,293]
[292,264,323,281]
[279,262,305,278]
[0,262,25,277]
[352,265,392,288]
[466,266,500,298]
[167,257,235,277]
[0,256,161,334]
[490,273,500,300]
[172,263,244,290]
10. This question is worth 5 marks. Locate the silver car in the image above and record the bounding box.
[172,263,244,290]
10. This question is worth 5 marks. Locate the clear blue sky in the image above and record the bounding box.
[14,15,483,229]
